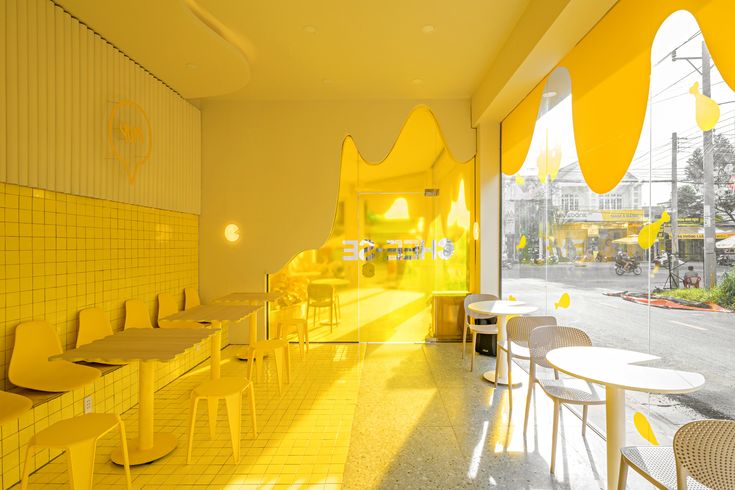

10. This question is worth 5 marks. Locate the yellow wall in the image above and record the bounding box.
[199,99,475,340]
[0,183,199,390]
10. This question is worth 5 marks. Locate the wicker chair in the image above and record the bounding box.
[502,315,557,413]
[618,419,735,489]
[462,294,498,372]
[528,325,606,474]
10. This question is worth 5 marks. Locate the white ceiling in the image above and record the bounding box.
[56,0,532,101]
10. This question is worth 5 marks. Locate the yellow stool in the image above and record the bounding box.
[249,339,290,394]
[187,377,257,464]
[0,391,32,425]
[21,413,132,490]
[277,318,309,360]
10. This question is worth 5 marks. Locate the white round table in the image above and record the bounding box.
[467,300,538,385]
[546,346,705,490]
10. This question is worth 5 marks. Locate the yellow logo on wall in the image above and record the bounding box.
[107,100,152,184]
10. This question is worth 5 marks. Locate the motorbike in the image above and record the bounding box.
[654,252,682,267]
[717,255,734,266]
[615,255,642,275]
[501,257,514,270]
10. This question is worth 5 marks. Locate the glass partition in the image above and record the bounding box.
[501,11,735,444]
[269,106,475,343]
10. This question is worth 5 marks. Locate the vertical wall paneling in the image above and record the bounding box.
[1,0,201,214]
[0,0,7,182]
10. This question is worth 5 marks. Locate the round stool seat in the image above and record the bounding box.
[193,377,250,398]
[0,391,32,425]
[32,413,121,446]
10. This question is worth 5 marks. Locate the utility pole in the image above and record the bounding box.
[671,132,679,257]
[702,41,716,288]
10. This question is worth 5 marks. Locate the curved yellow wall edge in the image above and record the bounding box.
[501,0,735,194]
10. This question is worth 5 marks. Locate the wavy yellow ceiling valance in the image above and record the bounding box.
[501,0,735,194]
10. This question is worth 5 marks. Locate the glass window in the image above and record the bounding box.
[501,11,735,446]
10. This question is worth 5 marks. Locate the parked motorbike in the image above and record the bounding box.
[654,252,682,267]
[717,254,735,266]
[501,258,514,270]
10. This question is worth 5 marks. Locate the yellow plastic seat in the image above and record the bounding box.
[184,287,201,310]
[187,377,257,464]
[0,391,33,425]
[277,318,309,360]
[306,283,337,332]
[78,308,125,366]
[158,293,204,329]
[77,307,114,347]
[249,339,290,394]
[124,299,153,330]
[21,413,131,490]
[9,320,101,392]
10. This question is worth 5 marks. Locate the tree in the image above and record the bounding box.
[677,184,702,219]
[685,133,735,223]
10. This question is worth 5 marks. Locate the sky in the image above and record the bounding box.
[513,10,735,208]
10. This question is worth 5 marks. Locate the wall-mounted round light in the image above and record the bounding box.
[224,223,240,242]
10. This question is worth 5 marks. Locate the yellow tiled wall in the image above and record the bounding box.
[0,181,214,488]
[0,182,199,389]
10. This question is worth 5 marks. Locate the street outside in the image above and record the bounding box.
[503,261,735,438]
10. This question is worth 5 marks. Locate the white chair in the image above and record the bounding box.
[618,419,735,490]
[528,325,606,474]
[502,315,557,413]
[463,293,498,372]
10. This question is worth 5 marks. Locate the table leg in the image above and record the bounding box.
[605,386,625,490]
[211,320,222,380]
[482,315,521,386]
[111,361,176,465]
[236,313,259,361]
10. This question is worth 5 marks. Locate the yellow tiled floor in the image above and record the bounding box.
[18,344,361,489]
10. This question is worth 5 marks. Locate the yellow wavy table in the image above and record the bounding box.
[163,303,262,374]
[51,328,218,465]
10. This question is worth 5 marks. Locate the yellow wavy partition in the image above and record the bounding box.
[501,0,735,194]
[268,106,475,343]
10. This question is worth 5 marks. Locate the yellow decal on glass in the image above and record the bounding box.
[690,81,721,131]
[554,292,570,310]
[633,412,659,446]
[515,175,525,185]
[638,211,670,250]
[508,294,517,301]
[516,235,527,250]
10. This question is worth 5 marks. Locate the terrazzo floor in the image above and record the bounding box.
[16,342,659,489]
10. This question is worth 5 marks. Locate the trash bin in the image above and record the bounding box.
[473,318,497,357]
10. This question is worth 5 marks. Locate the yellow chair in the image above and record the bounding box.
[0,391,33,425]
[77,307,114,347]
[184,287,201,310]
[9,320,101,392]
[77,308,125,365]
[306,283,337,332]
[249,339,290,394]
[124,299,153,330]
[277,318,309,360]
[187,377,257,464]
[157,293,204,329]
[21,413,132,490]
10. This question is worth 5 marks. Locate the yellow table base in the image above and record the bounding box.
[111,432,177,465]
